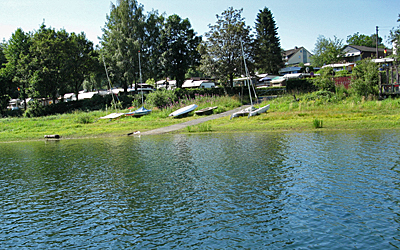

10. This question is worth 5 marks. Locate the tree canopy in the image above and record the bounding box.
[200,7,252,91]
[66,32,97,101]
[346,32,384,48]
[101,0,145,93]
[160,14,201,88]
[3,28,32,109]
[0,23,98,111]
[311,35,344,67]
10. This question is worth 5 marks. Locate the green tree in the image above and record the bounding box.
[350,59,379,97]
[160,14,201,88]
[0,43,12,113]
[100,0,145,93]
[29,25,70,103]
[84,50,108,92]
[66,32,97,101]
[370,34,384,48]
[0,41,7,67]
[311,35,344,67]
[142,10,164,81]
[346,32,372,47]
[253,7,283,74]
[347,32,384,48]
[3,28,32,109]
[185,67,205,79]
[200,7,252,91]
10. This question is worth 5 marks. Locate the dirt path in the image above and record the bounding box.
[140,105,249,135]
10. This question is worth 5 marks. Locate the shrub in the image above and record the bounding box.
[75,112,93,124]
[313,67,335,92]
[131,94,143,108]
[146,90,178,108]
[24,100,45,117]
[335,69,350,77]
[302,90,333,102]
[350,59,379,97]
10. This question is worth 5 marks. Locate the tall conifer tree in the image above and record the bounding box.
[253,7,283,74]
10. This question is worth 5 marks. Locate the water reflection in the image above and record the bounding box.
[1,131,400,248]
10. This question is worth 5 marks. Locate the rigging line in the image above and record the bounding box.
[102,55,117,107]
[240,40,253,108]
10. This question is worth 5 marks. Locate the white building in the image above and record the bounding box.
[182,79,215,89]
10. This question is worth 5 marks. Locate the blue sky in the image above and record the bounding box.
[1,0,399,52]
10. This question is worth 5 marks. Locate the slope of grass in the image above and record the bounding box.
[2,92,400,142]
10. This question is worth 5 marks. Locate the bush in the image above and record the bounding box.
[24,100,46,117]
[313,67,335,92]
[302,90,333,103]
[335,69,350,77]
[146,90,178,108]
[75,112,93,124]
[350,59,379,97]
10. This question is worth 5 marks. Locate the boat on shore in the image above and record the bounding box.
[230,106,255,119]
[99,113,125,119]
[126,106,152,117]
[230,40,270,120]
[125,50,152,117]
[169,104,198,117]
[195,106,218,116]
[230,104,270,119]
[249,104,270,117]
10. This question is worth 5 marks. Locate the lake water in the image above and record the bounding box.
[1,131,400,249]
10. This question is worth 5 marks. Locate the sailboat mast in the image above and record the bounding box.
[241,40,253,107]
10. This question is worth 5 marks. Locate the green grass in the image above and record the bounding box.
[202,93,400,133]
[313,118,323,129]
[2,92,400,142]
[0,94,241,141]
[186,123,212,133]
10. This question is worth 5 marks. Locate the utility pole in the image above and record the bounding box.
[376,26,379,59]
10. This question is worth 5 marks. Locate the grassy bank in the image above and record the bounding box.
[0,94,242,142]
[204,93,400,133]
[2,92,400,142]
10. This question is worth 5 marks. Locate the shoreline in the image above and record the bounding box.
[2,96,400,143]
[1,112,399,143]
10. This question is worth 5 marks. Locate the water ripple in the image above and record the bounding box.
[1,131,400,248]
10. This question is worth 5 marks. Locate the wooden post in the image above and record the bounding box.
[392,66,395,93]
[379,71,382,98]
[376,26,379,59]
[386,68,389,85]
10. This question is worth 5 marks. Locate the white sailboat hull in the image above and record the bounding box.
[169,104,198,117]
[249,104,270,117]
[230,104,269,119]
